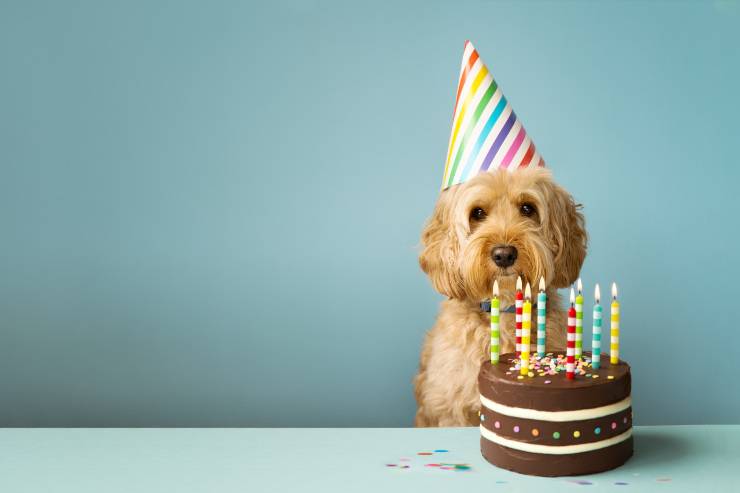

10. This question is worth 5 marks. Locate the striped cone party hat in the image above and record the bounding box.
[441,41,544,189]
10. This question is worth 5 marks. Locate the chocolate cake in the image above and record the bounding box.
[478,351,633,476]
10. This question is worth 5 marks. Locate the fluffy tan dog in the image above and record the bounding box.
[414,168,587,427]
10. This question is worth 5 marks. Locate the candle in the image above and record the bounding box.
[490,280,500,364]
[610,283,620,364]
[592,284,602,369]
[575,278,584,360]
[520,283,532,375]
[566,287,576,380]
[536,277,546,356]
[515,276,523,357]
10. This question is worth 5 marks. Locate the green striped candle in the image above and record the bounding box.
[592,284,602,369]
[575,278,584,359]
[490,280,500,363]
[536,277,546,356]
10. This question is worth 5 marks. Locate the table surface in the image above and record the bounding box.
[0,425,736,492]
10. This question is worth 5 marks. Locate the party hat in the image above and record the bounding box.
[441,41,544,189]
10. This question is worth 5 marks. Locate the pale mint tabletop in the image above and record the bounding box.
[0,426,735,492]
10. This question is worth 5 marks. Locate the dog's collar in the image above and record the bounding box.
[479,300,536,314]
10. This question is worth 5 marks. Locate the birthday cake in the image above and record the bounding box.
[478,352,633,476]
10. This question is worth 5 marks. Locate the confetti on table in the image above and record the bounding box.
[386,449,472,473]
[656,477,672,482]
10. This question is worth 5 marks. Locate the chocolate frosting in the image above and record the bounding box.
[481,435,634,477]
[479,351,631,411]
[478,351,633,476]
[480,406,632,446]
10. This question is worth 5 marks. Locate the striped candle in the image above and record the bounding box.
[441,41,544,190]
[536,277,546,356]
[592,284,603,370]
[490,280,500,364]
[575,278,584,360]
[610,283,620,364]
[515,277,523,357]
[520,283,532,375]
[566,287,576,380]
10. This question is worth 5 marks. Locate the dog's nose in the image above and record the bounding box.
[492,245,518,268]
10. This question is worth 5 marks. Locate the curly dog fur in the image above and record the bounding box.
[414,168,587,427]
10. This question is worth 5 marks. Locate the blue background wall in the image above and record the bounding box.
[1,0,738,426]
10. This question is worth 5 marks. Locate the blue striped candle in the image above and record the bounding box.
[592,284,602,369]
[536,277,546,356]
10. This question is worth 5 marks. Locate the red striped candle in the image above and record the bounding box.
[566,287,576,380]
[515,276,523,357]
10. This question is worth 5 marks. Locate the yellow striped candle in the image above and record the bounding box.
[490,280,500,363]
[575,278,584,360]
[520,283,532,375]
[610,283,620,364]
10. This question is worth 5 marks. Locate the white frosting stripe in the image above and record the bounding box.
[481,425,632,455]
[480,394,631,422]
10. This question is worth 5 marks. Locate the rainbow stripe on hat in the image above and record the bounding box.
[441,41,544,189]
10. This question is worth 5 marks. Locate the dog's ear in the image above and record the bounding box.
[419,190,465,299]
[543,182,587,288]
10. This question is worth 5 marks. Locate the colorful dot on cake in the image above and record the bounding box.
[513,425,520,433]
[494,421,500,429]
[611,422,617,430]
[480,414,485,422]
[544,380,551,384]
[573,430,581,438]
[592,374,599,379]
[594,427,601,435]
[517,375,524,380]
[531,428,539,436]
[608,375,615,380]
[553,431,560,439]
[623,416,628,424]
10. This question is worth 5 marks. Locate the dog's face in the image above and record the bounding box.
[419,168,587,303]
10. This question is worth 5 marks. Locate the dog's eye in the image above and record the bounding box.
[520,203,536,217]
[470,207,487,222]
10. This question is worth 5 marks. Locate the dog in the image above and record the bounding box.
[414,167,587,427]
